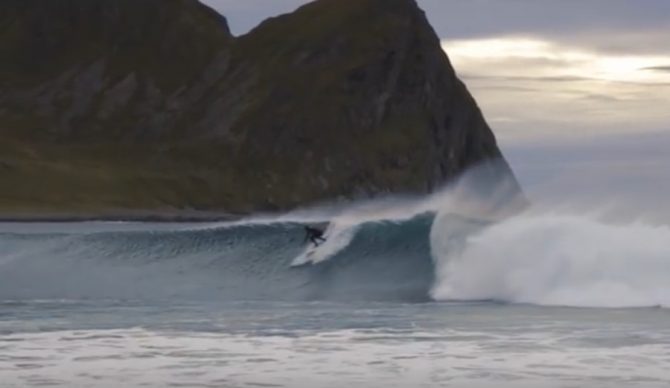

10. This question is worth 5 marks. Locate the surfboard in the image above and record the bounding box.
[290,241,323,267]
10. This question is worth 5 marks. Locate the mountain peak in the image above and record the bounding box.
[245,0,425,38]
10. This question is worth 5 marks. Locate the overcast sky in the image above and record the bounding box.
[201,0,670,203]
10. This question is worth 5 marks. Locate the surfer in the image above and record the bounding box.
[304,226,326,247]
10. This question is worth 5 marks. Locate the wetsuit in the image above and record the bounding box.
[304,226,326,247]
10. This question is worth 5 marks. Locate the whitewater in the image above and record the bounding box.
[2,163,670,387]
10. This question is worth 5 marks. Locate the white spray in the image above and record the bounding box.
[429,161,670,308]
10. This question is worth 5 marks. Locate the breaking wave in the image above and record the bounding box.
[1,161,669,308]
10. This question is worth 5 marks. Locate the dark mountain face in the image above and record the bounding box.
[0,0,521,214]
[1,0,232,139]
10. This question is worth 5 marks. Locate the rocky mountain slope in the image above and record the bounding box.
[0,0,520,216]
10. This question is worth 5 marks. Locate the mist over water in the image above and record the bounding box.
[429,145,670,308]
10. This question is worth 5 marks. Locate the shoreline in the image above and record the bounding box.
[0,211,245,223]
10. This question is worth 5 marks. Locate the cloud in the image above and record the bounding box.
[420,0,670,55]
[442,37,670,140]
[644,66,670,73]
[564,29,670,56]
[461,75,598,83]
[444,37,670,82]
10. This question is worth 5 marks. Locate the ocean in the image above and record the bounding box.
[2,182,670,387]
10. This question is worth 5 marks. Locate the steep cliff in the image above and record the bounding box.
[0,0,520,215]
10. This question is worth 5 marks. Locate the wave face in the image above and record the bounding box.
[0,214,435,302]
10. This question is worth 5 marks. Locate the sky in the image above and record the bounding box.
[201,0,670,205]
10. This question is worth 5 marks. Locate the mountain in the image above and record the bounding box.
[0,0,521,216]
